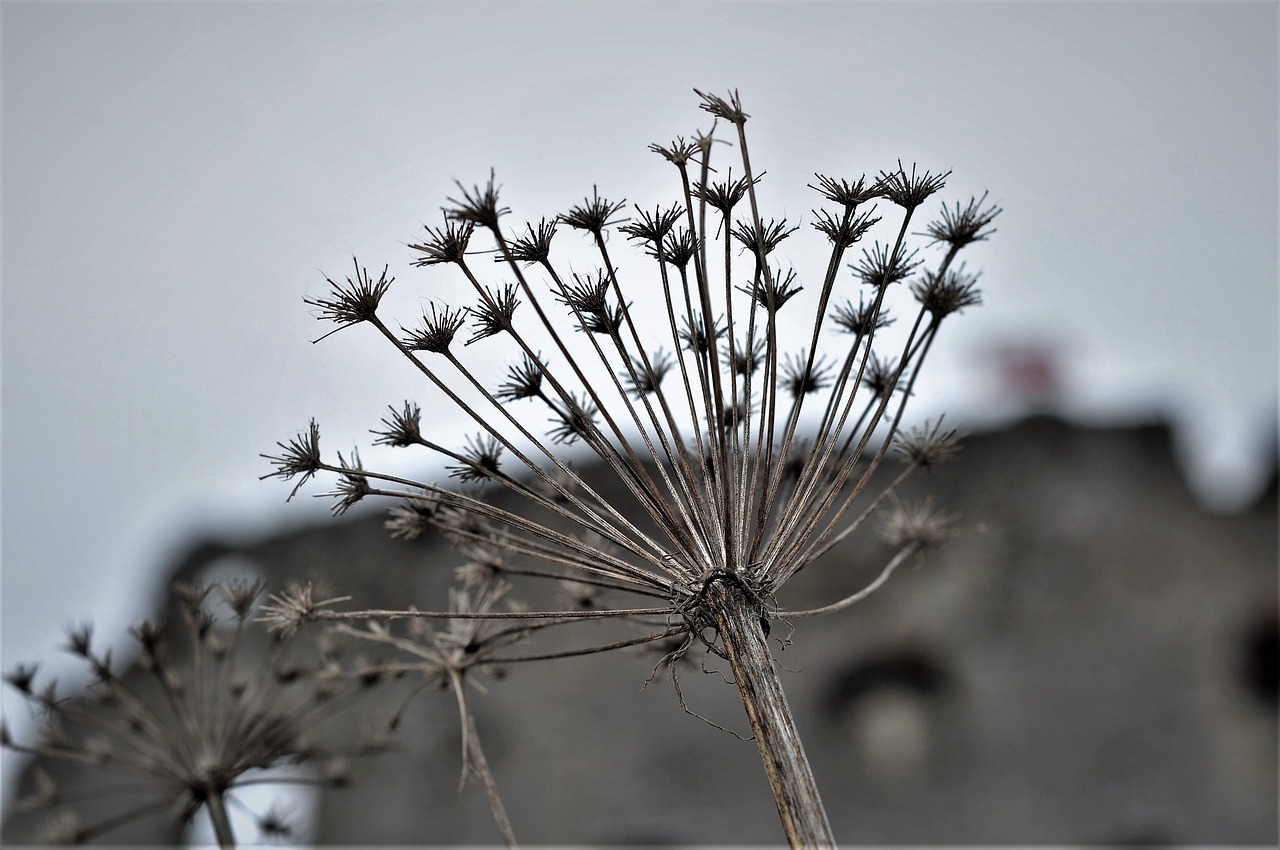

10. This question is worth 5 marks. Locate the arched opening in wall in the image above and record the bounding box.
[822,646,951,783]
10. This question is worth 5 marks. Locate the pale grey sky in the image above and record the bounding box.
[3,0,1276,810]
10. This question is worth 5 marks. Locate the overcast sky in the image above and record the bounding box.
[3,0,1276,811]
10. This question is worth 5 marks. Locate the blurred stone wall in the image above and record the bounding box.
[5,416,1276,845]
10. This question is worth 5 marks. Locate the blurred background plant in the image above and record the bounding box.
[2,580,385,847]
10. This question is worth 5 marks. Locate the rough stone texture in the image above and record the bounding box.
[4,416,1276,845]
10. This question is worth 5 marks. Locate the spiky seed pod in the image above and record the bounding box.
[504,218,559,265]
[559,187,627,236]
[695,88,748,125]
[447,434,504,484]
[445,171,509,230]
[649,137,701,166]
[738,266,803,314]
[911,267,983,319]
[619,204,684,247]
[894,419,962,471]
[808,173,884,209]
[730,217,798,265]
[781,351,834,399]
[877,160,950,211]
[260,419,322,500]
[922,190,1002,248]
[409,219,474,266]
[466,284,521,345]
[495,353,545,402]
[372,401,423,447]
[851,241,921,288]
[304,259,392,340]
[694,173,756,214]
[879,497,958,548]
[830,295,895,337]
[401,303,467,354]
[812,206,881,250]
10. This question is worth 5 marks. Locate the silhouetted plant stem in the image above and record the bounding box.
[704,575,835,848]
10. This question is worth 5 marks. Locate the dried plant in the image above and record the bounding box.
[2,580,383,847]
[260,88,997,846]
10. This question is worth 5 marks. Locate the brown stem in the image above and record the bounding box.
[204,785,236,850]
[703,575,835,848]
[450,670,518,848]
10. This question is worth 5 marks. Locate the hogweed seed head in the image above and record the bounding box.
[267,91,997,749]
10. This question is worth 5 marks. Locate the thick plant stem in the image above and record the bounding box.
[204,786,236,850]
[704,575,836,848]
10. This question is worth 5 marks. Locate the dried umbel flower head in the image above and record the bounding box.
[2,581,378,847]
[266,88,996,847]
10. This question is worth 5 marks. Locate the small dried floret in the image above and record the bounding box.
[555,270,610,314]
[725,336,764,376]
[496,353,545,402]
[409,219,474,266]
[504,218,559,265]
[811,206,880,249]
[679,312,726,355]
[911,267,983,319]
[548,395,600,445]
[559,186,627,236]
[260,419,323,500]
[623,349,674,398]
[649,137,700,166]
[922,190,1001,248]
[738,266,803,314]
[325,449,371,515]
[879,496,958,548]
[851,241,921,288]
[447,434,504,484]
[558,271,625,336]
[695,88,748,125]
[304,259,392,341]
[582,302,627,337]
[401,303,467,354]
[877,160,950,211]
[257,581,352,638]
[172,581,212,614]
[781,351,834,399]
[466,284,520,345]
[862,352,907,400]
[445,170,509,230]
[372,401,423,447]
[5,663,39,695]
[63,623,93,657]
[256,804,296,841]
[730,217,797,265]
[619,204,684,247]
[830,295,894,337]
[218,577,266,621]
[130,620,163,662]
[809,173,884,208]
[894,419,962,470]
[694,173,757,214]
[659,229,699,269]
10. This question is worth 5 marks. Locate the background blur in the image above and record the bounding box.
[3,0,1276,841]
